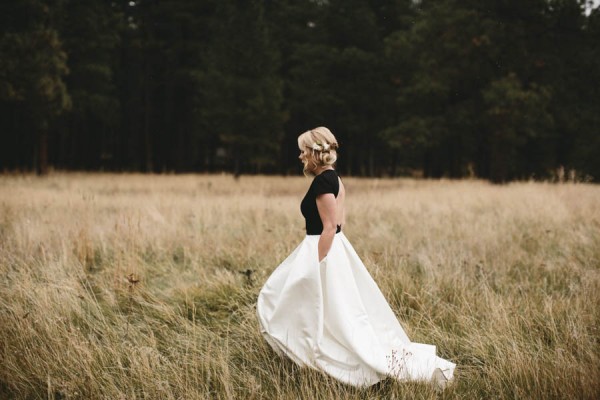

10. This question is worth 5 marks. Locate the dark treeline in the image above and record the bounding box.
[1,0,599,182]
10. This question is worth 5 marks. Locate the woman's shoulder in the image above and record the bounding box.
[312,169,337,183]
[311,169,339,195]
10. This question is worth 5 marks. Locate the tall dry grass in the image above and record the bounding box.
[0,172,598,399]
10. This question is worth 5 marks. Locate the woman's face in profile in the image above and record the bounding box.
[298,148,308,164]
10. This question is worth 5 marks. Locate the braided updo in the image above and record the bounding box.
[297,127,339,177]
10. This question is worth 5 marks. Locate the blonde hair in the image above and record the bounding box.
[297,126,339,177]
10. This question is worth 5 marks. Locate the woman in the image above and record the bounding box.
[256,127,456,388]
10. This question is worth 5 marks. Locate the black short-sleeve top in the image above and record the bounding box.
[300,169,342,235]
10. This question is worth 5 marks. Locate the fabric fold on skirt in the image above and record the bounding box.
[257,232,456,387]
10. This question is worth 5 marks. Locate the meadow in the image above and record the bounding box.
[0,173,598,399]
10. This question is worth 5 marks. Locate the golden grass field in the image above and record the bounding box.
[0,173,599,399]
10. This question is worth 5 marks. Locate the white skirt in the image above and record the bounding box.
[256,231,456,387]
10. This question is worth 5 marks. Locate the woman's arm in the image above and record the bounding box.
[316,193,337,262]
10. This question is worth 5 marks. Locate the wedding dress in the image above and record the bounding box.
[256,169,456,387]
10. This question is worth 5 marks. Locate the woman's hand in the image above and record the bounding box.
[316,193,337,262]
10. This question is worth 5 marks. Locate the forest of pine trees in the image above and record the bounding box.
[1,0,599,182]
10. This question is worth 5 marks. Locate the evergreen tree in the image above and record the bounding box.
[56,0,122,170]
[286,0,392,176]
[482,73,553,182]
[199,0,284,175]
[0,0,71,174]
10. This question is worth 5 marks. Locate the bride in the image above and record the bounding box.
[256,127,456,388]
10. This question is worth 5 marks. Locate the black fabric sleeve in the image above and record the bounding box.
[313,174,336,196]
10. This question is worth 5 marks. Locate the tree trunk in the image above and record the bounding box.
[36,129,49,175]
[143,69,153,172]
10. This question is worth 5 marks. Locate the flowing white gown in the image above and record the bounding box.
[256,231,456,387]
